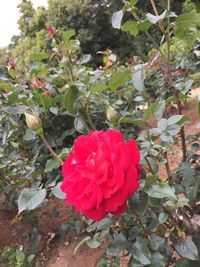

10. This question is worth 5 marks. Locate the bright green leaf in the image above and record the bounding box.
[121,21,139,36]
[109,69,131,90]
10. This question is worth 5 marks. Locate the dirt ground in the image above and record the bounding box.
[0,89,199,267]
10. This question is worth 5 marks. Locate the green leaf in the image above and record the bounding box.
[155,102,166,120]
[74,236,91,254]
[177,13,200,26]
[62,29,76,42]
[8,69,16,79]
[167,125,181,135]
[130,0,138,7]
[107,233,129,256]
[108,69,131,90]
[30,52,49,61]
[118,117,149,128]
[18,188,46,213]
[112,10,123,29]
[23,129,36,141]
[129,191,148,213]
[45,159,59,173]
[0,80,13,89]
[174,237,199,261]
[51,182,66,199]
[167,115,184,126]
[91,84,108,94]
[138,20,151,32]
[158,212,169,224]
[151,252,168,267]
[74,117,89,134]
[175,259,189,267]
[121,21,139,36]
[143,103,158,121]
[158,118,168,131]
[97,217,112,230]
[132,64,146,91]
[146,10,167,24]
[3,105,26,114]
[86,239,101,249]
[132,239,151,265]
[128,258,143,267]
[16,250,25,265]
[63,86,79,115]
[144,175,158,190]
[146,183,177,200]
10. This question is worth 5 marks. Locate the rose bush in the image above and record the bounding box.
[61,129,141,221]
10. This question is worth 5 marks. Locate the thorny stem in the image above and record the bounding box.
[150,0,165,33]
[134,214,150,239]
[41,135,63,165]
[175,92,187,162]
[145,156,155,175]
[131,9,165,58]
[163,151,172,181]
[167,0,171,83]
[85,101,96,130]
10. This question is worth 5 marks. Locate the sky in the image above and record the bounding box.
[0,0,48,47]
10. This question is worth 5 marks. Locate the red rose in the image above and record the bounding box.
[61,129,141,221]
[47,26,56,35]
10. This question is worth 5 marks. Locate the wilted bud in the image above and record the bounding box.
[24,113,43,135]
[106,106,118,123]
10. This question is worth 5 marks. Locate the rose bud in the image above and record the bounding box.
[33,78,42,89]
[6,59,16,69]
[47,26,57,35]
[24,113,43,136]
[106,106,118,123]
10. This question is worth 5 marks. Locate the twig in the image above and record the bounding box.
[41,135,63,164]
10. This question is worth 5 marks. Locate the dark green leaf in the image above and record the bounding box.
[63,86,79,115]
[97,217,112,230]
[151,252,168,267]
[146,183,177,199]
[45,159,59,173]
[158,212,169,224]
[23,129,36,141]
[129,191,148,213]
[132,239,151,265]
[18,188,46,213]
[51,182,66,199]
[74,117,89,134]
[107,233,129,256]
[174,237,198,261]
